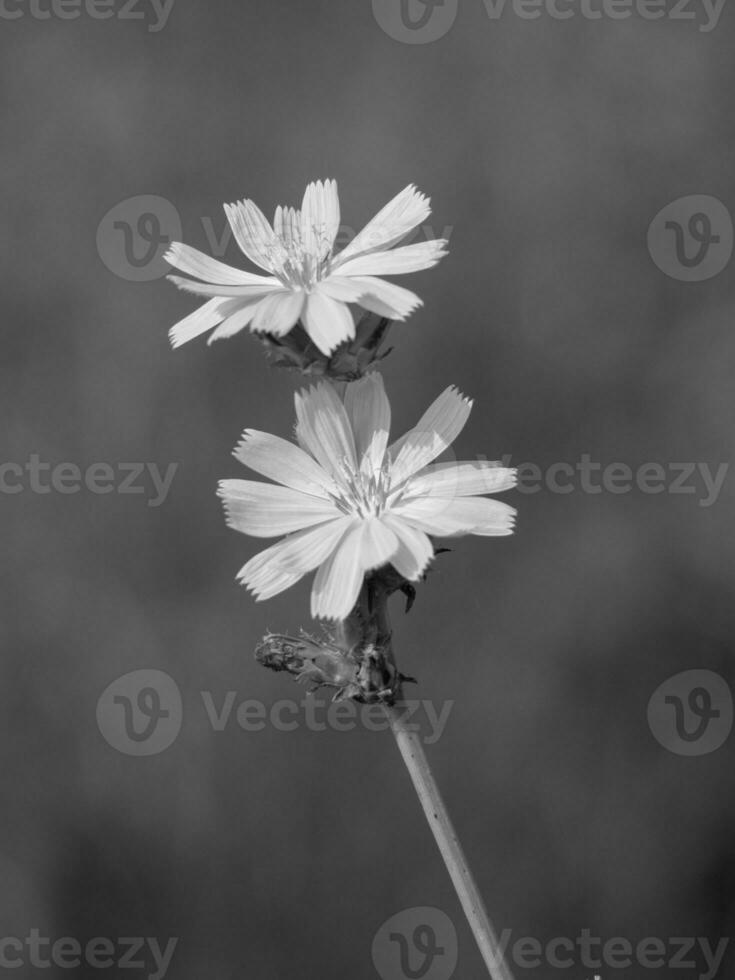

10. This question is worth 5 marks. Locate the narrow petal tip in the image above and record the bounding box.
[163,244,180,267]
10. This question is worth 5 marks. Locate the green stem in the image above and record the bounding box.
[332,576,513,977]
[353,574,513,980]
[383,703,515,980]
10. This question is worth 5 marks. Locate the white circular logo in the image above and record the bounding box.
[97,669,183,756]
[647,670,732,757]
[96,195,181,282]
[647,195,733,282]
[372,0,458,44]
[372,907,457,980]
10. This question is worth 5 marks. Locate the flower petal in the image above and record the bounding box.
[335,240,448,278]
[301,179,340,261]
[166,275,282,298]
[406,462,517,499]
[273,205,301,249]
[357,516,399,570]
[218,479,341,537]
[237,516,353,601]
[343,373,391,473]
[333,184,431,267]
[224,199,287,273]
[342,276,423,320]
[250,289,305,337]
[310,518,399,620]
[311,524,364,621]
[302,290,355,355]
[207,296,274,344]
[392,496,517,537]
[166,276,283,299]
[233,429,333,497]
[316,276,365,304]
[294,382,357,479]
[389,387,473,488]
[380,514,434,581]
[164,242,278,286]
[169,297,234,348]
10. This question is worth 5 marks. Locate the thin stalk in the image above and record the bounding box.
[383,703,515,980]
[259,575,515,979]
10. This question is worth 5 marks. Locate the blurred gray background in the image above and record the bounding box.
[2,1,735,978]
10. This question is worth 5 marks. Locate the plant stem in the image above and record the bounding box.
[382,704,515,980]
[329,576,513,978]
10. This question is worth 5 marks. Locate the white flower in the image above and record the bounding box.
[218,374,516,621]
[165,180,447,356]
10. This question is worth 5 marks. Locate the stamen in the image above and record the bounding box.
[329,453,391,519]
[269,215,335,291]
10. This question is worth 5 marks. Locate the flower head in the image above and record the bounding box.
[218,374,516,621]
[165,181,447,356]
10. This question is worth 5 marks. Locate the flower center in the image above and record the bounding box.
[330,457,393,519]
[267,219,334,292]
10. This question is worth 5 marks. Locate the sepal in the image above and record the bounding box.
[258,312,393,381]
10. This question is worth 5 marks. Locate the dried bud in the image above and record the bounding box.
[255,623,412,705]
[255,631,362,701]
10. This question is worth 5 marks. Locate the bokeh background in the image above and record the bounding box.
[2,1,735,978]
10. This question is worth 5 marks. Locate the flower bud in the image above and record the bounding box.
[260,312,393,381]
[255,631,361,700]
